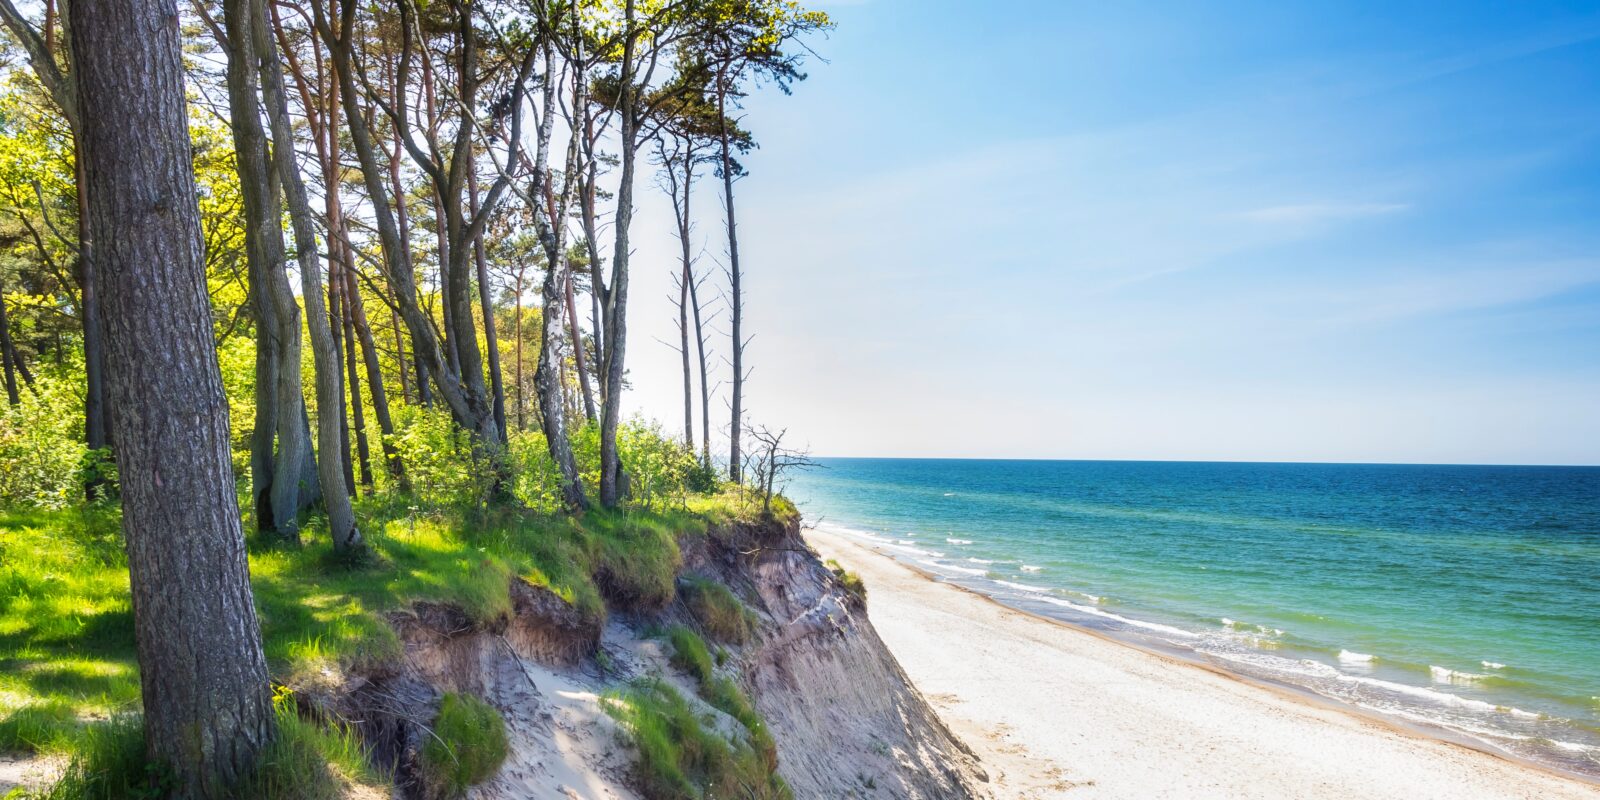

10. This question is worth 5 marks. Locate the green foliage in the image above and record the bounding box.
[0,363,89,508]
[603,679,788,800]
[679,577,752,644]
[420,693,509,797]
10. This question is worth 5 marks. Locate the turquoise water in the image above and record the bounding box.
[788,458,1600,777]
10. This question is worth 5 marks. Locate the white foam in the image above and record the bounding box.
[1220,617,1238,627]
[995,580,1048,594]
[919,560,988,577]
[1020,565,1043,573]
[1338,650,1375,664]
[897,539,916,545]
[1481,661,1506,670]
[1343,673,1499,712]
[1035,596,1199,639]
[941,492,954,497]
[946,538,974,545]
[1430,666,1489,685]
[966,557,995,565]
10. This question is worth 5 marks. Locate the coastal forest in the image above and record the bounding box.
[0,0,841,797]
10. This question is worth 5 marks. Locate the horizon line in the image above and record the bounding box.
[805,455,1600,469]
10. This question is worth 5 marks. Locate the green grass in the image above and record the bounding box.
[38,695,384,800]
[0,491,756,760]
[679,577,752,644]
[663,627,778,774]
[666,626,715,684]
[419,693,509,798]
[603,679,788,800]
[825,559,866,604]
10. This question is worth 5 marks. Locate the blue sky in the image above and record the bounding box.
[620,0,1600,464]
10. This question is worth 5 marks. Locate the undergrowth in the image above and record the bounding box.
[679,577,752,644]
[604,678,788,800]
[0,489,772,762]
[419,693,508,798]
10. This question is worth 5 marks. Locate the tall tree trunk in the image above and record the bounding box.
[344,259,408,489]
[386,117,430,408]
[0,275,21,405]
[312,0,491,455]
[72,0,275,792]
[220,0,314,540]
[535,252,586,510]
[255,0,360,551]
[327,246,357,496]
[339,264,373,491]
[513,265,525,430]
[468,166,508,441]
[717,73,745,484]
[688,266,712,469]
[670,146,695,448]
[563,258,597,422]
[76,138,112,495]
[599,0,638,507]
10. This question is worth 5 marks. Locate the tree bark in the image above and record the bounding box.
[220,0,314,540]
[72,0,275,792]
[468,166,508,442]
[254,0,360,551]
[688,263,712,469]
[670,143,696,448]
[717,70,745,484]
[562,257,597,422]
[0,274,21,405]
[599,0,639,507]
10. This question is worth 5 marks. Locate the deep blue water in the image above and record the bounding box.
[788,458,1600,776]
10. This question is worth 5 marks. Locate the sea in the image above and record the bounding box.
[787,458,1600,778]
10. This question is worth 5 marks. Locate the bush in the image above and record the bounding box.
[680,576,752,644]
[420,693,509,797]
[0,363,89,508]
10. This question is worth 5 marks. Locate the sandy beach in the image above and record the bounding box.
[804,525,1600,800]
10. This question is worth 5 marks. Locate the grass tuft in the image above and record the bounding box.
[825,560,866,604]
[679,577,752,644]
[603,679,788,800]
[420,693,509,798]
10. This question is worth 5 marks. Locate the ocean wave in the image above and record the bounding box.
[919,560,989,577]
[897,539,917,545]
[1430,666,1490,685]
[1020,564,1043,573]
[967,557,995,564]
[1338,650,1375,664]
[1035,596,1199,639]
[946,538,974,545]
[995,580,1048,594]
[1482,660,1507,670]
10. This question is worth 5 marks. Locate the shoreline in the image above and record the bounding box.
[805,525,1600,799]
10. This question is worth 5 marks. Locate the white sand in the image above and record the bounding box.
[805,526,1600,800]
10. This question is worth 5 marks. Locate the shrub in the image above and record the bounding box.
[0,363,88,508]
[421,693,509,797]
[680,576,752,644]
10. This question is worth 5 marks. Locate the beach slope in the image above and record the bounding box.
[806,526,1600,800]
